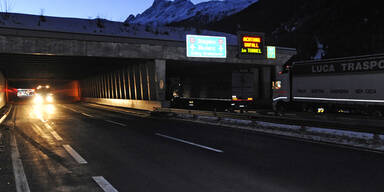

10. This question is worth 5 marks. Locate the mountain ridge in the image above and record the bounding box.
[126,0,258,26]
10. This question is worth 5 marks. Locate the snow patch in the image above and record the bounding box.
[255,121,301,130]
[306,127,374,140]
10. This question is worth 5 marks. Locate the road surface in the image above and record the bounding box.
[1,103,384,192]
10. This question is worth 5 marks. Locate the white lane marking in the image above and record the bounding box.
[92,176,119,192]
[61,105,94,118]
[61,105,78,112]
[31,124,55,142]
[11,132,31,192]
[0,105,12,124]
[105,120,127,127]
[62,145,88,164]
[155,133,224,153]
[44,124,63,141]
[81,113,94,117]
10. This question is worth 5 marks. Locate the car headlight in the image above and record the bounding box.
[46,95,54,103]
[34,95,43,104]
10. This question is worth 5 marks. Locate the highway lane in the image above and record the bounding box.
[1,103,384,192]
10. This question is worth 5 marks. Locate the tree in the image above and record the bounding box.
[0,0,14,13]
[0,0,14,19]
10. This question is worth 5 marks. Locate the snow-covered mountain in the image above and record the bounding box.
[126,0,258,25]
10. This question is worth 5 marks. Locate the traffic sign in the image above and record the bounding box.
[186,35,227,58]
[238,31,265,59]
[267,46,276,59]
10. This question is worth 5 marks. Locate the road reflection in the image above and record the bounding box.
[30,104,56,122]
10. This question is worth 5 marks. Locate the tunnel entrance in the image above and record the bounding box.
[0,53,147,104]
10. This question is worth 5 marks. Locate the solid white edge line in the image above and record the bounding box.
[105,120,127,127]
[1,105,30,192]
[44,124,63,141]
[0,105,13,124]
[92,176,119,192]
[62,145,88,164]
[156,133,223,153]
[11,133,31,192]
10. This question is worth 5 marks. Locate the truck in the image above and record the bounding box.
[169,69,264,112]
[273,53,384,115]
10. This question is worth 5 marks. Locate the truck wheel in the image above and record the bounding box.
[276,102,286,114]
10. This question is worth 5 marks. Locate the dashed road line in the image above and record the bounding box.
[155,133,224,153]
[44,123,63,141]
[31,124,53,142]
[81,113,94,118]
[105,120,127,127]
[61,105,94,118]
[92,176,119,192]
[62,145,88,164]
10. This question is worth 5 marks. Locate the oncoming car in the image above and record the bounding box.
[33,85,54,104]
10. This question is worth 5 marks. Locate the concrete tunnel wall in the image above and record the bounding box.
[0,71,6,109]
[80,60,167,111]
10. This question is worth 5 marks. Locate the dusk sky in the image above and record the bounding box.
[2,0,211,22]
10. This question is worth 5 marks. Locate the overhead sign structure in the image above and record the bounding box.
[267,46,276,59]
[186,35,227,58]
[238,31,265,58]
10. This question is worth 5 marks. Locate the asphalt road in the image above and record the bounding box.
[1,103,384,192]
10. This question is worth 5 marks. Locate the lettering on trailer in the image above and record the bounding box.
[238,31,265,58]
[295,89,378,95]
[293,58,384,75]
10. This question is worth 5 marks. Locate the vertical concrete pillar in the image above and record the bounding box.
[127,65,133,99]
[101,75,105,98]
[140,63,149,100]
[154,59,166,101]
[90,78,93,98]
[98,76,102,98]
[147,62,156,101]
[102,74,106,98]
[93,78,97,98]
[251,68,260,99]
[114,71,119,99]
[139,64,145,100]
[117,71,122,99]
[122,68,127,99]
[261,67,272,99]
[110,72,115,99]
[133,64,141,100]
[107,73,111,98]
[145,63,152,101]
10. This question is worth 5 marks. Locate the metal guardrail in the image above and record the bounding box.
[155,107,384,135]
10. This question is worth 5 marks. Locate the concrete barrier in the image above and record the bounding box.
[82,97,168,111]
